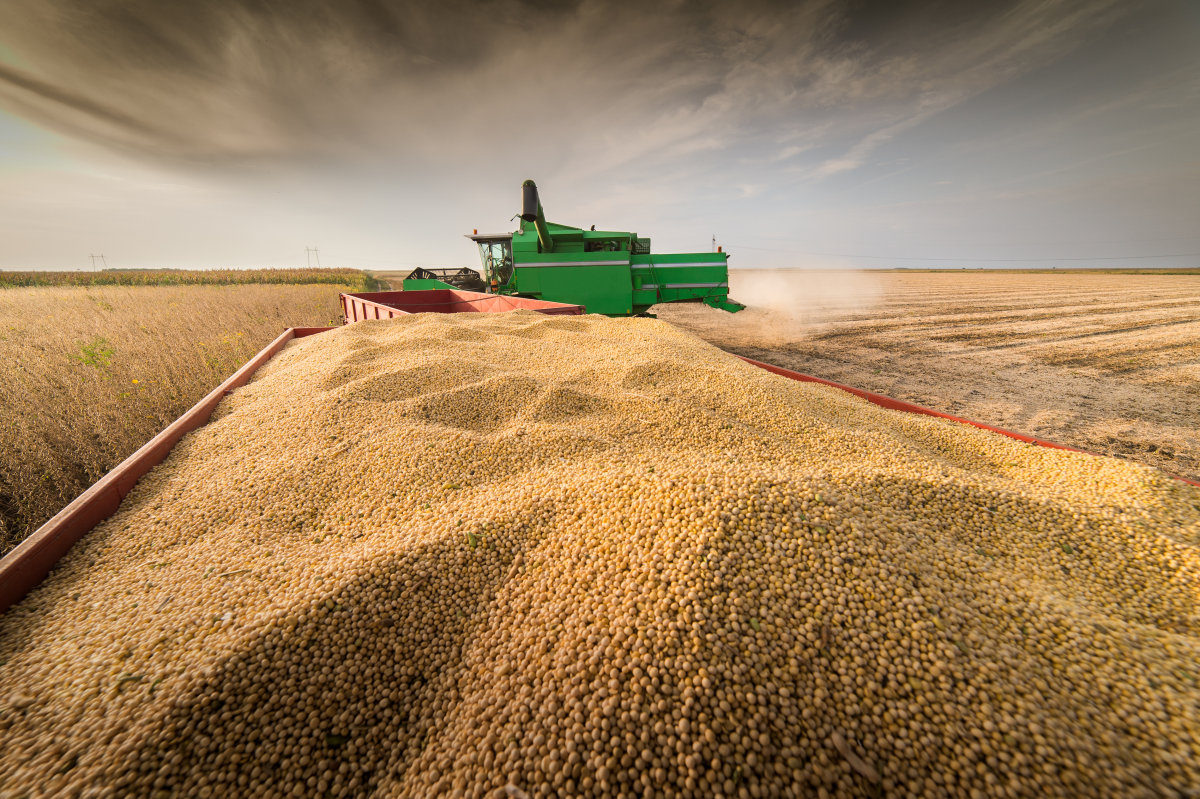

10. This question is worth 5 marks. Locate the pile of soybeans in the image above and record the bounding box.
[2,311,1198,798]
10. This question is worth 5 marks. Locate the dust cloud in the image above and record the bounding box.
[723,269,883,343]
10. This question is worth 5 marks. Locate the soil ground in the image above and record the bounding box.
[656,270,1200,483]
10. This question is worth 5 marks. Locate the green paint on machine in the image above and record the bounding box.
[401,278,459,290]
[464,180,744,316]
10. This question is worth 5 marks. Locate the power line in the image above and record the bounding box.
[305,246,321,268]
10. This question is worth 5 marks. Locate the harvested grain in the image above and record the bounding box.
[1,311,1198,798]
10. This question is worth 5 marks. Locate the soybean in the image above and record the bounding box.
[1,311,1197,798]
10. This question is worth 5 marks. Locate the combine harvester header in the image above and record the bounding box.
[452,180,745,316]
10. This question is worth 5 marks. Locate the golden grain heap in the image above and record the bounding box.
[1,311,1198,798]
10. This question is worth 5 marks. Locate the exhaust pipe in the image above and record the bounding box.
[521,179,540,222]
[520,179,554,251]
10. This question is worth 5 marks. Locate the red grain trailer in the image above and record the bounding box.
[340,290,584,322]
[2,296,1196,613]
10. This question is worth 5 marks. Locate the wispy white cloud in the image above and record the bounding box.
[801,0,1130,180]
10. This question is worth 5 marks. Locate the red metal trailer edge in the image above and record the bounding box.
[0,326,334,614]
[3,330,1196,615]
[738,355,1200,488]
[341,290,584,322]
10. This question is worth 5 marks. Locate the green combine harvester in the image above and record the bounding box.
[404,180,744,316]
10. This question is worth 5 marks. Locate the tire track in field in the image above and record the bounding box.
[804,297,1200,339]
[963,319,1200,351]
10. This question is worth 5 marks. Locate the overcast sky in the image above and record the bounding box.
[1,0,1197,271]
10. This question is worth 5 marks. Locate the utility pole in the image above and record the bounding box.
[306,246,322,268]
[89,254,106,271]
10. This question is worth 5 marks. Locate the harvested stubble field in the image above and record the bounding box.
[658,271,1200,482]
[1,311,1197,797]
[0,281,353,556]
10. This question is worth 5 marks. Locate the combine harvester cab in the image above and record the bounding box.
[466,179,744,316]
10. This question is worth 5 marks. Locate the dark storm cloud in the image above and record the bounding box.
[0,0,1126,171]
[0,61,170,142]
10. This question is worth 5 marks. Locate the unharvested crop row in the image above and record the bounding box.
[0,268,380,291]
[0,283,351,555]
